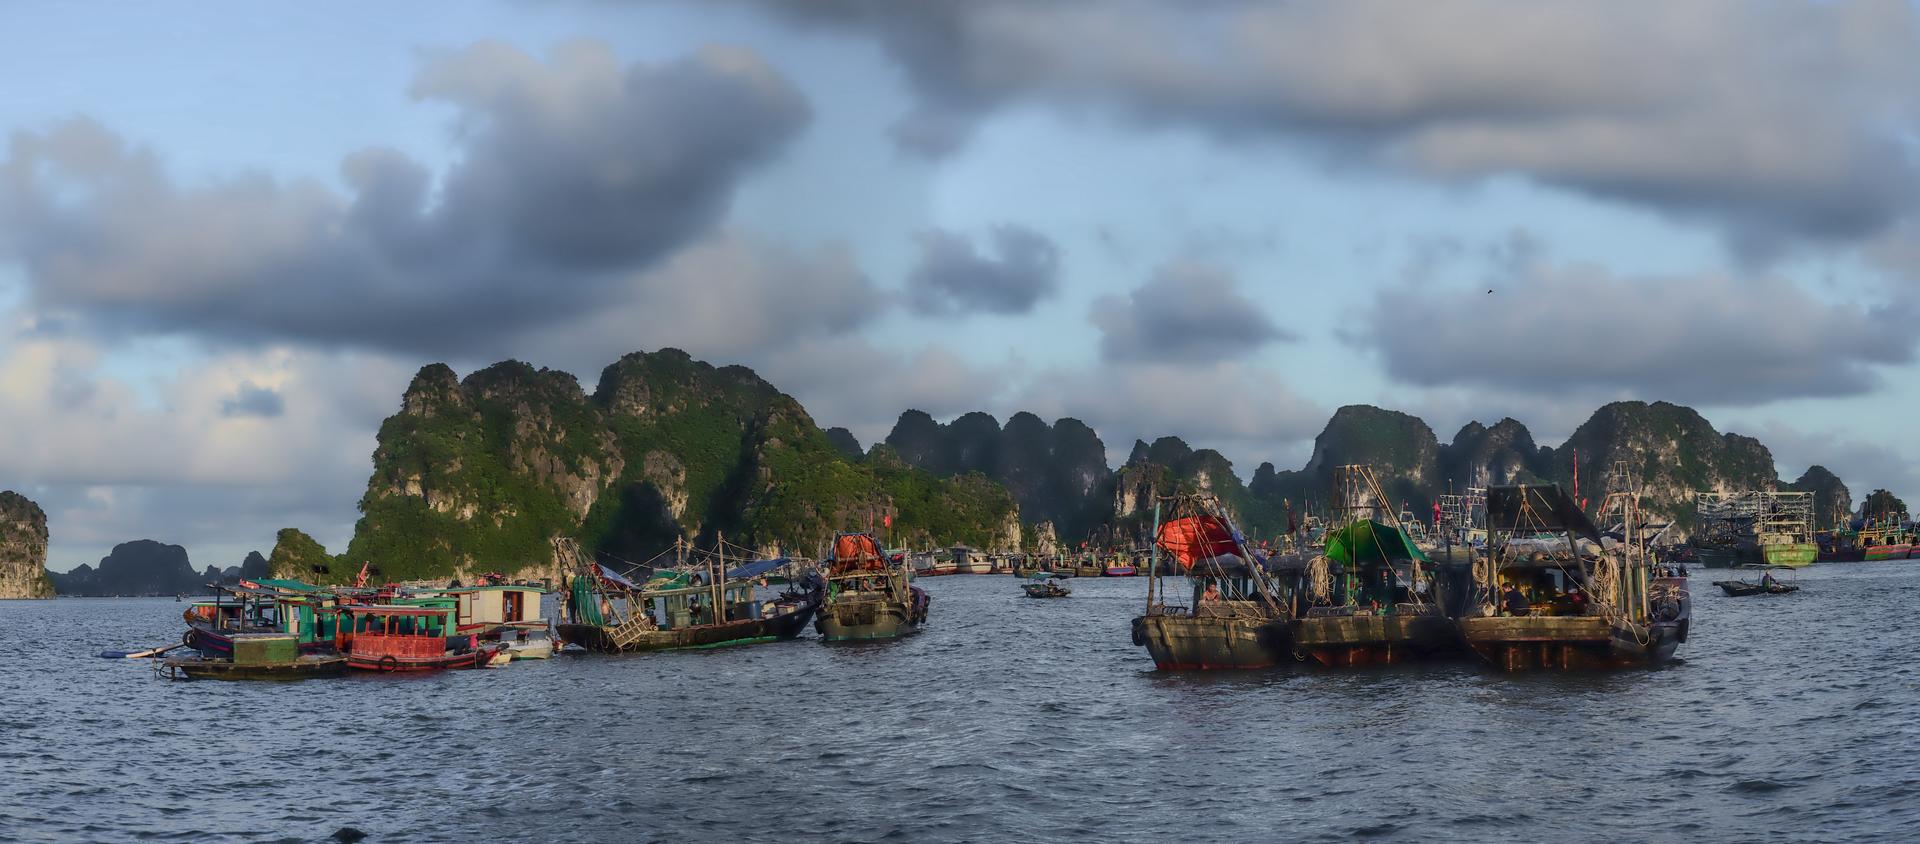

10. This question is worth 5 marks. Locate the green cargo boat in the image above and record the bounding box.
[1760,541,1817,568]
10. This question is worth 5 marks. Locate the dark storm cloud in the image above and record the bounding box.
[1359,265,1917,405]
[219,382,285,418]
[905,225,1060,315]
[1091,263,1289,363]
[0,41,810,354]
[760,0,1920,250]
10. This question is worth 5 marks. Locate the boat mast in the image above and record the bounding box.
[712,533,726,624]
[1147,498,1161,611]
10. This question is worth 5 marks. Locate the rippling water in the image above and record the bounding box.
[6,564,1920,842]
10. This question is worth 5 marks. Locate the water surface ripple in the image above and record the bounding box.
[5,564,1918,842]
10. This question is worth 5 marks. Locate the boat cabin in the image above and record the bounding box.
[337,604,480,669]
[412,584,547,637]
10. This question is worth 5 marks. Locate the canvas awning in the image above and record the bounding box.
[1157,515,1243,568]
[1486,484,1603,546]
[1324,519,1431,567]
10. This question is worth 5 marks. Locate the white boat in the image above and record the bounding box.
[501,629,554,660]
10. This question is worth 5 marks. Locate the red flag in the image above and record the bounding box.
[883,514,893,528]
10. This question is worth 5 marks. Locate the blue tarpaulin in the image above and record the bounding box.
[596,563,639,590]
[726,557,789,580]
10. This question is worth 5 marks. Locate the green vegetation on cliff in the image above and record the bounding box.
[0,490,54,599]
[310,349,1018,583]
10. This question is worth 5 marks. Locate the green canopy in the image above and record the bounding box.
[1325,519,1431,567]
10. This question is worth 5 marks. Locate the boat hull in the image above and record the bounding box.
[816,597,924,641]
[1459,615,1684,670]
[557,603,817,654]
[1130,613,1291,670]
[1865,545,1913,561]
[1760,542,1817,568]
[160,654,348,681]
[1290,612,1460,667]
[1102,566,1137,577]
[1691,547,1746,569]
[345,648,498,672]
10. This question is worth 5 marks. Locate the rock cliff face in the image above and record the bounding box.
[1548,401,1778,529]
[910,400,1847,542]
[1112,436,1279,539]
[1786,466,1852,530]
[304,349,1018,583]
[0,491,53,599]
[1860,489,1907,521]
[882,410,1112,541]
[49,539,200,596]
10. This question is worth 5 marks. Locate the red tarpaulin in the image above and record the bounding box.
[1157,516,1240,567]
[830,533,887,574]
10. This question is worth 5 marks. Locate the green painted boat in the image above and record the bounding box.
[1760,542,1817,568]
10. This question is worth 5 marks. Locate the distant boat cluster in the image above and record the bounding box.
[130,459,1894,681]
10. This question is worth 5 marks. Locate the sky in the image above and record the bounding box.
[4,1,1920,571]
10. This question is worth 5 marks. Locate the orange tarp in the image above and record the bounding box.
[1157,516,1240,567]
[830,533,886,574]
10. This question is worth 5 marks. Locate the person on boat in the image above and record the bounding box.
[1201,582,1222,604]
[1760,570,1779,589]
[1501,583,1530,617]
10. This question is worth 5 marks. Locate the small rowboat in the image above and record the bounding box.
[1713,567,1800,597]
[1021,578,1071,598]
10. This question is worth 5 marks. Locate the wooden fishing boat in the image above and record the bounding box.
[408,579,548,640]
[1102,553,1137,577]
[817,533,928,641]
[338,605,504,671]
[182,581,343,658]
[554,538,822,654]
[1289,467,1471,667]
[158,636,348,681]
[1132,494,1302,670]
[1714,579,1798,597]
[1459,483,1689,670]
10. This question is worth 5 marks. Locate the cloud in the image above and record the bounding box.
[1091,262,1288,363]
[1746,421,1920,505]
[0,325,412,567]
[1357,264,1915,404]
[905,225,1060,315]
[0,41,810,355]
[764,0,1920,250]
[219,382,285,418]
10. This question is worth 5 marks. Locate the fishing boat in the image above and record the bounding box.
[1131,494,1302,670]
[158,632,348,681]
[817,532,929,641]
[554,537,822,654]
[1102,552,1137,577]
[1712,566,1798,597]
[408,577,548,640]
[1859,516,1913,560]
[1755,492,1816,568]
[182,580,343,658]
[500,627,554,659]
[338,604,505,671]
[1459,483,1690,670]
[1021,573,1071,598]
[1074,553,1103,578]
[1290,466,1466,667]
[951,546,993,575]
